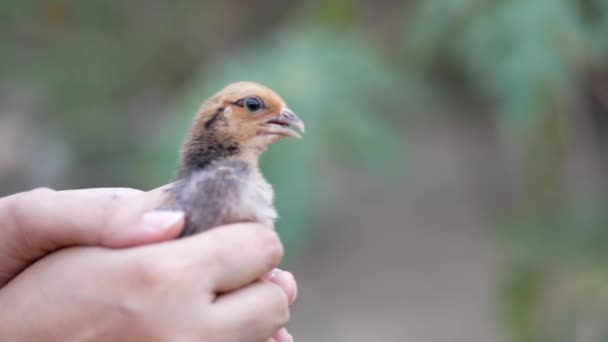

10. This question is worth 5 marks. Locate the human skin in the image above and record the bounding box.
[0,187,296,341]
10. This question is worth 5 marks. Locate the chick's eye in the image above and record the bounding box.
[244,97,262,112]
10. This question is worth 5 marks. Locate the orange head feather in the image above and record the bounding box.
[180,82,304,172]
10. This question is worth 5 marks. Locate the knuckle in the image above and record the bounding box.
[201,231,232,263]
[199,226,284,272]
[257,228,284,266]
[128,258,176,287]
[8,187,55,234]
[201,243,227,270]
[201,228,245,265]
[11,188,54,215]
[106,188,142,200]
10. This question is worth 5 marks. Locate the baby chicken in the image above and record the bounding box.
[161,82,305,237]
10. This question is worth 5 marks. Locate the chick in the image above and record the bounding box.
[161,82,305,237]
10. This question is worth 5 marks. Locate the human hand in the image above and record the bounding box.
[0,186,182,287]
[0,187,297,341]
[0,223,294,341]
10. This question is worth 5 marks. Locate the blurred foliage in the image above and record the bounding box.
[405,0,608,130]
[503,202,608,341]
[403,0,608,340]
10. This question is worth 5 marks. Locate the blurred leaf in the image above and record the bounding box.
[504,264,547,342]
[404,0,601,132]
[505,261,608,341]
[506,198,608,264]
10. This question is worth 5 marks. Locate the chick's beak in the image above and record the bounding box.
[262,107,306,139]
[280,108,306,135]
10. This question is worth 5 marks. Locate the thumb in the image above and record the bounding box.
[0,186,184,287]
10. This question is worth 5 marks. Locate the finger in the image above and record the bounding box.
[144,223,283,293]
[264,269,298,305]
[0,187,183,250]
[272,327,294,342]
[212,280,290,342]
[0,187,183,286]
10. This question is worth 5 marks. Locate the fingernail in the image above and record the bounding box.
[141,211,185,231]
[264,268,279,280]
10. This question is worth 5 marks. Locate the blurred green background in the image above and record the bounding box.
[1,1,608,341]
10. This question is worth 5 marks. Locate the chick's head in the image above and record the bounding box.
[189,82,305,153]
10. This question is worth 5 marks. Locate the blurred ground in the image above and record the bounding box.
[290,115,505,341]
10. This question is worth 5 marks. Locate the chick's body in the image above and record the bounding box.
[162,82,304,237]
[171,160,276,236]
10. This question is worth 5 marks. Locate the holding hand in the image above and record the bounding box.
[0,187,296,341]
[0,187,182,287]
